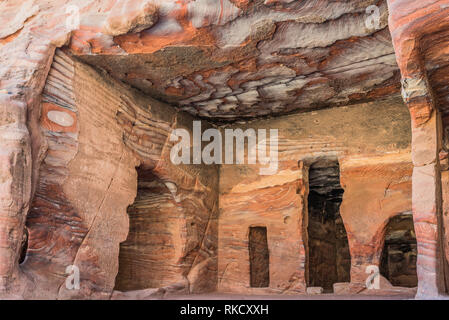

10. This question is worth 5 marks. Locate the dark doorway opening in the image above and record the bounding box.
[249,226,270,288]
[380,214,418,287]
[307,160,350,293]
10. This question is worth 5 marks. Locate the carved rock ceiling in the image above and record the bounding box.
[71,0,401,122]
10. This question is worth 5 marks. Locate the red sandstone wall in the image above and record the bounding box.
[340,154,413,286]
[18,50,219,299]
[218,98,413,294]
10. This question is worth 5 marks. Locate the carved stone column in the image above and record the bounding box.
[387,0,449,298]
[406,86,444,297]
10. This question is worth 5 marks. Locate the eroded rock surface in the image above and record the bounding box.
[218,99,413,294]
[72,0,399,121]
[1,0,449,300]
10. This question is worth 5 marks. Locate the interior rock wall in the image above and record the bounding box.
[0,0,448,300]
[218,97,413,294]
[339,154,413,288]
[219,160,307,294]
[19,49,219,299]
[114,170,185,291]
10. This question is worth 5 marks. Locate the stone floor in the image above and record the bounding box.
[165,293,416,300]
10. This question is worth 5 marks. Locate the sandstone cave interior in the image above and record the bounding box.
[4,0,449,301]
[115,166,180,291]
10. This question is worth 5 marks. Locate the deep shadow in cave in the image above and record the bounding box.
[380,214,418,287]
[307,160,351,293]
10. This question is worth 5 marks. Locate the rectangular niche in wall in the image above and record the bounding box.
[249,226,270,288]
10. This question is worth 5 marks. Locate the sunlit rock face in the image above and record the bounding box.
[1,0,449,300]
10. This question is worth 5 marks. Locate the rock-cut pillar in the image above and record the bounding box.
[387,0,449,297]
[398,52,445,298]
